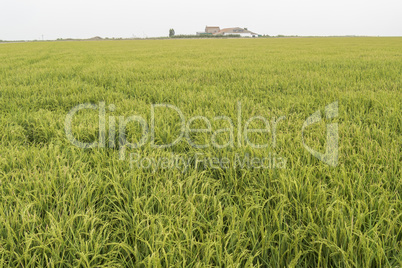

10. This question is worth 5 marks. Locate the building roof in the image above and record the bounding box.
[215,27,258,35]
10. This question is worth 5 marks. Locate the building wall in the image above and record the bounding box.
[222,32,258,37]
[205,27,220,34]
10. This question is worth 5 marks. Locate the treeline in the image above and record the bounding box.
[171,34,243,39]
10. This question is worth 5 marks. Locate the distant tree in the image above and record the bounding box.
[169,28,175,37]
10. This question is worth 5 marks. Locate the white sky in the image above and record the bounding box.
[1,0,401,40]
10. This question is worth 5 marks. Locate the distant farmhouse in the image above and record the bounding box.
[205,26,221,34]
[197,26,259,37]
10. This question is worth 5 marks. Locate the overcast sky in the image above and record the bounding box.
[1,0,401,40]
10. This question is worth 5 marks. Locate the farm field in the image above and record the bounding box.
[0,37,401,267]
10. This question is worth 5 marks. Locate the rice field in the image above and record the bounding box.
[0,37,401,267]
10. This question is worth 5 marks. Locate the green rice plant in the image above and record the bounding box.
[0,37,401,267]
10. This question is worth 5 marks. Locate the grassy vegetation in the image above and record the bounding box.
[0,37,401,267]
